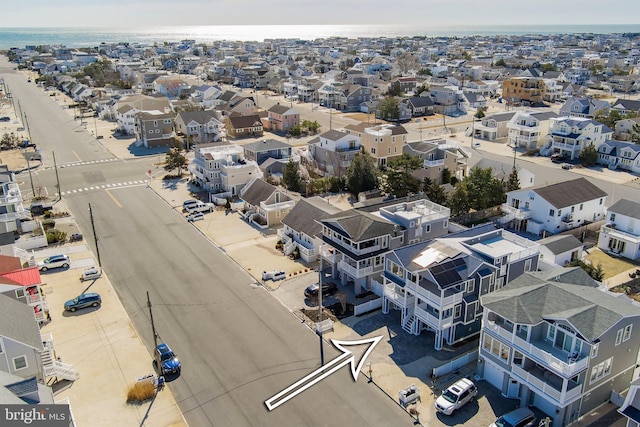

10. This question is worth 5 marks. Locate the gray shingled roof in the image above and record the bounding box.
[243,138,291,153]
[240,179,278,206]
[534,177,606,209]
[322,209,397,241]
[0,295,43,351]
[608,199,640,219]
[537,234,583,255]
[282,197,342,238]
[320,129,348,141]
[481,273,640,341]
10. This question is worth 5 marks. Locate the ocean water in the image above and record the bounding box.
[1,24,640,50]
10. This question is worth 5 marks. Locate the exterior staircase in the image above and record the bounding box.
[284,240,296,256]
[41,333,79,383]
[402,314,417,335]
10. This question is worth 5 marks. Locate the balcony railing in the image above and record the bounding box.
[338,260,378,278]
[423,159,445,168]
[601,225,640,244]
[405,282,463,308]
[415,304,453,330]
[511,365,582,404]
[383,283,415,308]
[501,204,532,220]
[321,246,337,263]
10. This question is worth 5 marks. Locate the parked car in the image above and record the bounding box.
[434,378,477,415]
[69,233,83,242]
[561,163,573,170]
[550,153,565,163]
[38,254,70,271]
[156,343,181,375]
[64,293,101,312]
[80,266,102,282]
[186,201,214,213]
[182,199,198,212]
[262,270,286,281]
[186,212,205,222]
[304,282,338,299]
[0,116,10,122]
[491,407,537,427]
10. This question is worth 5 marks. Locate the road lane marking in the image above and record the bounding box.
[71,150,82,161]
[105,190,123,208]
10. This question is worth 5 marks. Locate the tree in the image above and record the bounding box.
[569,260,605,281]
[629,123,640,143]
[495,59,507,67]
[424,180,447,205]
[381,154,422,197]
[506,167,520,192]
[464,167,505,210]
[301,119,321,134]
[441,168,452,185]
[579,142,599,167]
[474,108,486,119]
[386,82,403,97]
[164,147,188,176]
[282,159,303,193]
[593,108,623,129]
[396,53,420,75]
[345,153,378,196]
[447,185,472,216]
[376,97,400,121]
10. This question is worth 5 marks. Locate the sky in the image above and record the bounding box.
[2,0,639,27]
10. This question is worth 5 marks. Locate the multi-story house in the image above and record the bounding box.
[500,177,607,236]
[113,94,171,136]
[318,82,341,108]
[540,117,613,160]
[188,143,262,201]
[0,170,30,235]
[563,67,591,86]
[307,129,361,177]
[598,198,640,260]
[429,85,464,115]
[279,197,343,262]
[382,225,540,350]
[597,140,640,174]
[239,179,296,228]
[335,84,372,112]
[224,114,264,139]
[242,138,292,166]
[0,255,50,325]
[401,96,435,117]
[611,99,640,116]
[559,97,610,119]
[502,77,545,105]
[614,117,640,141]
[403,139,469,184]
[473,112,517,142]
[320,197,450,294]
[174,111,224,145]
[0,294,46,383]
[190,84,223,109]
[134,111,175,148]
[507,111,558,150]
[478,269,640,427]
[262,104,299,134]
[343,122,408,167]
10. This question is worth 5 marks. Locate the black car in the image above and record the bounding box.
[304,282,338,299]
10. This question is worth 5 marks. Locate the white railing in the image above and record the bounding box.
[54,397,76,427]
[406,284,462,308]
[415,305,453,329]
[338,260,375,278]
[383,283,415,308]
[512,334,589,378]
[260,199,296,212]
[423,159,445,168]
[601,225,640,244]
[486,320,515,341]
[45,360,79,382]
[501,204,532,220]
[321,247,337,263]
[511,365,582,404]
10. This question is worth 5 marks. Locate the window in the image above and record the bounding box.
[15,288,25,298]
[623,324,633,342]
[13,355,27,371]
[580,203,584,211]
[370,147,376,154]
[454,305,462,318]
[591,342,599,358]
[590,357,613,384]
[0,341,3,353]
[467,280,475,293]
[549,209,555,217]
[616,328,624,346]
[524,259,532,272]
[610,213,616,222]
[484,334,511,363]
[513,350,524,366]
[547,323,556,341]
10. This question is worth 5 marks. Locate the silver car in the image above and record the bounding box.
[38,254,70,272]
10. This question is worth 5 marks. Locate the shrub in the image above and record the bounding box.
[46,230,66,244]
[126,381,155,403]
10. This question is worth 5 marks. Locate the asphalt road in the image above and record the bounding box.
[2,58,411,426]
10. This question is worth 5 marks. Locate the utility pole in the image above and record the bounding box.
[88,203,101,267]
[24,114,33,144]
[93,115,98,139]
[53,151,61,200]
[147,291,161,373]
[318,247,325,366]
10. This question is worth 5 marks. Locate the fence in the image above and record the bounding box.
[354,297,382,316]
[432,349,478,378]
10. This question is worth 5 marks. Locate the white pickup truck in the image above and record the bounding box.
[186,201,215,213]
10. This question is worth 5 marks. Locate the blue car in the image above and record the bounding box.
[156,343,181,375]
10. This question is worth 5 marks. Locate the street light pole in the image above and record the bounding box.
[318,248,325,366]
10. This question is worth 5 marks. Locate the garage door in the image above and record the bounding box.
[533,392,556,417]
[483,359,505,391]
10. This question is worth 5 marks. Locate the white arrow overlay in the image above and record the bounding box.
[265,336,382,411]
